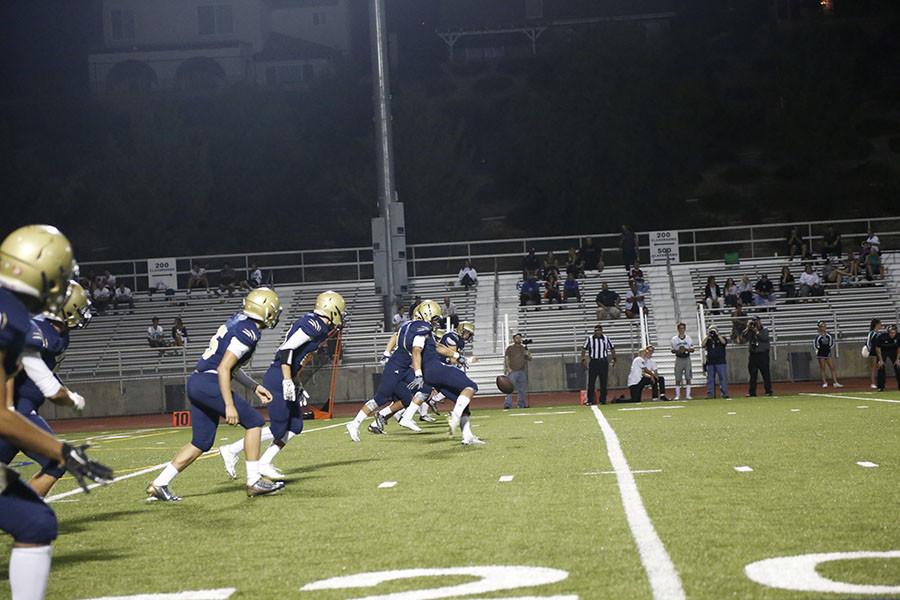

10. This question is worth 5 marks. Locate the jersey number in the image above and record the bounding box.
[201,325,228,360]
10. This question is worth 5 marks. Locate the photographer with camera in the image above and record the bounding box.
[702,326,729,398]
[745,316,773,396]
[503,333,532,409]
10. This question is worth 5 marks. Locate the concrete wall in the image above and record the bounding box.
[49,341,872,419]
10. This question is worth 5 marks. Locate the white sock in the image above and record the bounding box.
[674,386,681,399]
[152,463,179,487]
[260,444,281,466]
[378,406,393,418]
[452,395,471,419]
[419,403,429,417]
[686,385,692,398]
[246,461,260,485]
[224,436,246,455]
[394,411,403,423]
[401,403,420,422]
[352,410,368,425]
[461,415,474,440]
[10,545,52,600]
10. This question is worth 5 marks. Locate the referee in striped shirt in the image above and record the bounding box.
[580,324,616,405]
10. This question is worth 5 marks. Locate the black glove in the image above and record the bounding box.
[61,443,114,492]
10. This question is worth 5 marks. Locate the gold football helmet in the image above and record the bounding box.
[0,225,77,314]
[457,321,475,341]
[46,281,92,329]
[314,290,346,327]
[243,287,282,329]
[412,300,442,327]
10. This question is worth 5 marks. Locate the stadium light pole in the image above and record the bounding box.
[370,0,404,327]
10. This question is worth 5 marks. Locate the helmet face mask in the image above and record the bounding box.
[242,287,282,329]
[457,321,475,342]
[0,225,77,314]
[314,290,346,328]
[46,281,92,329]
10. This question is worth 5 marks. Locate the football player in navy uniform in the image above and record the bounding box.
[814,320,842,389]
[424,321,475,422]
[147,287,284,501]
[0,281,92,497]
[218,291,345,480]
[346,301,459,441]
[0,225,112,600]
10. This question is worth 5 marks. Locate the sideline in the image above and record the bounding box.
[800,392,900,404]
[590,406,686,600]
[46,420,349,503]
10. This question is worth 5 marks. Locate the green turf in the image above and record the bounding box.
[1,392,898,599]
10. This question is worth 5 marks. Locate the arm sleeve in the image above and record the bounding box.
[233,369,259,389]
[583,337,590,350]
[21,353,63,398]
[412,335,427,349]
[226,337,251,359]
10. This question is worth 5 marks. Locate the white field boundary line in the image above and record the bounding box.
[508,411,576,417]
[618,406,686,412]
[800,392,900,404]
[590,406,686,600]
[46,421,348,503]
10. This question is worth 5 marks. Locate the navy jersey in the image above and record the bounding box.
[15,317,69,412]
[269,312,330,376]
[0,288,32,377]
[439,331,465,364]
[813,333,834,353]
[391,320,433,371]
[867,330,881,352]
[195,313,261,374]
[876,332,900,354]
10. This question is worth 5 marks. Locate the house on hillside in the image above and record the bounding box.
[88,0,352,94]
[435,0,678,61]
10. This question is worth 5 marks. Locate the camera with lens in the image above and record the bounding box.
[522,338,533,346]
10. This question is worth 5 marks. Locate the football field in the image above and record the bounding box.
[3,392,899,600]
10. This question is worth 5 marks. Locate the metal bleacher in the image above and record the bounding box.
[689,258,900,346]
[513,269,651,357]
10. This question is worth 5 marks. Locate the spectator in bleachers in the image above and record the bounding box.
[458,260,478,289]
[730,302,749,343]
[865,228,881,254]
[787,226,804,260]
[92,284,112,314]
[779,266,796,299]
[187,263,210,296]
[247,263,263,289]
[629,260,648,293]
[753,274,776,307]
[595,282,621,320]
[565,248,584,278]
[172,317,189,347]
[579,238,602,274]
[867,318,884,389]
[392,304,409,330]
[822,258,850,288]
[745,316,773,397]
[544,273,561,304]
[147,317,168,348]
[442,296,459,328]
[820,226,842,259]
[105,270,117,289]
[503,333,531,409]
[78,274,92,294]
[723,277,739,308]
[542,251,560,279]
[846,253,862,283]
[624,280,646,319]
[113,282,135,312]
[522,248,541,278]
[519,276,542,306]
[703,276,723,311]
[875,324,900,392]
[864,249,882,281]
[563,273,581,302]
[149,279,175,301]
[218,263,238,297]
[620,225,638,270]
[409,295,422,316]
[93,271,109,291]
[737,275,754,305]
[798,264,824,297]
[702,326,729,398]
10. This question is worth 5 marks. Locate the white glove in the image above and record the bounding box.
[380,352,391,365]
[282,379,296,403]
[69,391,86,411]
[296,380,310,407]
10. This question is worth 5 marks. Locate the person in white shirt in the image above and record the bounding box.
[627,347,661,402]
[113,283,134,311]
[92,284,112,313]
[624,280,646,319]
[442,295,459,328]
[247,264,263,289]
[798,264,823,297]
[458,260,478,290]
[391,304,409,331]
[187,263,210,296]
[642,346,668,401]
[670,323,694,400]
[865,229,880,253]
[147,317,168,348]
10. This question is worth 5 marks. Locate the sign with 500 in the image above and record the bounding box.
[649,230,679,265]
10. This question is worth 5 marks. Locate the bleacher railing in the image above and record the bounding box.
[80,216,900,291]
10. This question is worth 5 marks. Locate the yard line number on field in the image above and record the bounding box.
[590,406,686,600]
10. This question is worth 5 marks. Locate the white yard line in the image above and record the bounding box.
[801,392,900,404]
[618,406,686,412]
[498,475,514,482]
[584,470,662,476]
[508,411,575,417]
[46,421,348,503]
[378,481,397,489]
[856,461,879,468]
[590,406,686,600]
[734,466,754,473]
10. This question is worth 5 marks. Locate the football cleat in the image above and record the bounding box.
[259,463,285,480]
[368,422,385,434]
[448,413,461,436]
[219,445,239,480]
[399,418,422,433]
[146,484,181,502]
[419,414,436,423]
[374,412,387,430]
[462,436,486,446]
[833,382,844,388]
[427,398,441,414]
[247,478,285,497]
[346,421,361,442]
